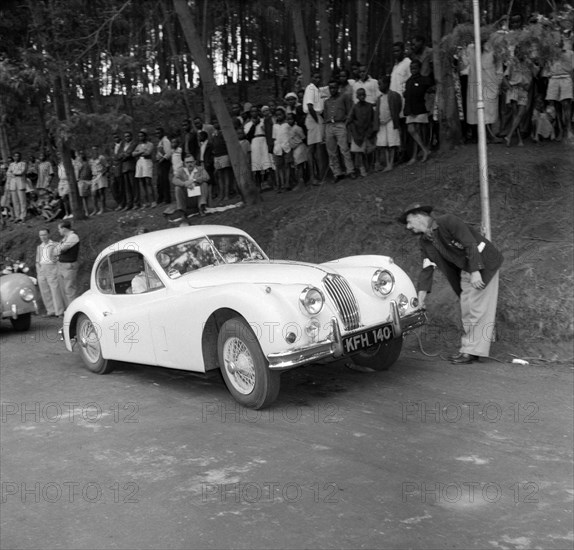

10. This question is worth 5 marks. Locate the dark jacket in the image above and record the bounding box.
[404,74,433,117]
[417,214,503,296]
[120,140,137,173]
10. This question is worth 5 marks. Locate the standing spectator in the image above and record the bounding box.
[237,127,251,173]
[503,53,537,147]
[56,155,72,219]
[27,154,39,188]
[323,80,355,182]
[544,40,574,141]
[36,228,65,317]
[286,112,307,190]
[398,203,503,364]
[155,127,172,205]
[212,120,233,204]
[193,115,215,141]
[338,69,355,97]
[132,129,155,209]
[410,35,433,78]
[241,103,253,130]
[352,65,380,105]
[375,76,402,172]
[390,42,412,157]
[36,152,54,190]
[404,59,433,164]
[230,102,243,129]
[284,92,306,136]
[303,70,327,185]
[55,220,80,307]
[272,107,291,193]
[347,88,375,177]
[390,42,412,102]
[90,146,108,214]
[76,150,93,217]
[7,152,27,222]
[181,118,198,159]
[261,105,276,190]
[119,131,138,210]
[245,106,273,190]
[466,40,503,141]
[197,130,214,207]
[111,133,124,210]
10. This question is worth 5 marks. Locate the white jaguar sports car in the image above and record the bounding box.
[62,225,425,408]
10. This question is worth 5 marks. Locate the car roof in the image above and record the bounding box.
[104,225,252,257]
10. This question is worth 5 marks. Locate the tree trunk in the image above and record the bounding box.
[356,0,368,65]
[290,0,311,87]
[316,0,332,82]
[173,0,258,205]
[390,0,403,43]
[160,0,191,116]
[431,0,461,150]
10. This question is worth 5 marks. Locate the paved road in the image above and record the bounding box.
[1,317,573,550]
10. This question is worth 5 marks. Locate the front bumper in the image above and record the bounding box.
[267,302,426,370]
[1,300,39,320]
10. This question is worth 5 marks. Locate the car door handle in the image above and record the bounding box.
[103,311,112,316]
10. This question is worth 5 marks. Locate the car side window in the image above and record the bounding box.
[95,257,113,294]
[98,251,164,295]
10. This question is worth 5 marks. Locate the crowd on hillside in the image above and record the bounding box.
[1,14,572,225]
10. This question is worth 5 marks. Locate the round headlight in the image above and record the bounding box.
[299,287,324,315]
[371,269,395,297]
[19,288,35,302]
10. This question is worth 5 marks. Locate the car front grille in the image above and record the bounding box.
[323,274,360,331]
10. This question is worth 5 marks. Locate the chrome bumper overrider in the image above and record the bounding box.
[267,302,426,370]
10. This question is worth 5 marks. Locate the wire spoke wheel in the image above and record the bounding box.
[217,317,280,409]
[223,336,256,394]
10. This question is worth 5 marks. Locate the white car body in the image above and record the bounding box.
[62,225,425,407]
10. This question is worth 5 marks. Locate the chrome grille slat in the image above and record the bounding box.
[323,274,360,331]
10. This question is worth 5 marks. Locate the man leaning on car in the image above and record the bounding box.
[398,202,503,364]
[55,220,80,307]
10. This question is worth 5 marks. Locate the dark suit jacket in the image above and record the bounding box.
[417,213,503,296]
[120,140,137,173]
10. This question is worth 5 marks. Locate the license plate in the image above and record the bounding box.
[342,323,394,354]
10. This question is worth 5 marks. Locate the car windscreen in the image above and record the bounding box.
[157,235,266,279]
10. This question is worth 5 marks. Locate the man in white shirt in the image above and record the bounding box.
[352,65,381,104]
[36,228,65,317]
[303,70,328,185]
[390,42,412,157]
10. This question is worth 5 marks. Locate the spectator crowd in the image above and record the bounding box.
[1,15,572,226]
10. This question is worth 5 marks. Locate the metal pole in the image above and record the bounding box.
[472,0,491,239]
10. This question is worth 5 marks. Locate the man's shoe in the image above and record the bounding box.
[451,353,478,364]
[347,172,357,180]
[335,174,345,183]
[447,352,463,361]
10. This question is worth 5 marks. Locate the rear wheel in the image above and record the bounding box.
[76,314,115,374]
[352,338,403,371]
[217,317,280,409]
[10,313,31,332]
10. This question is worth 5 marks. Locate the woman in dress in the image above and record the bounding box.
[132,129,155,208]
